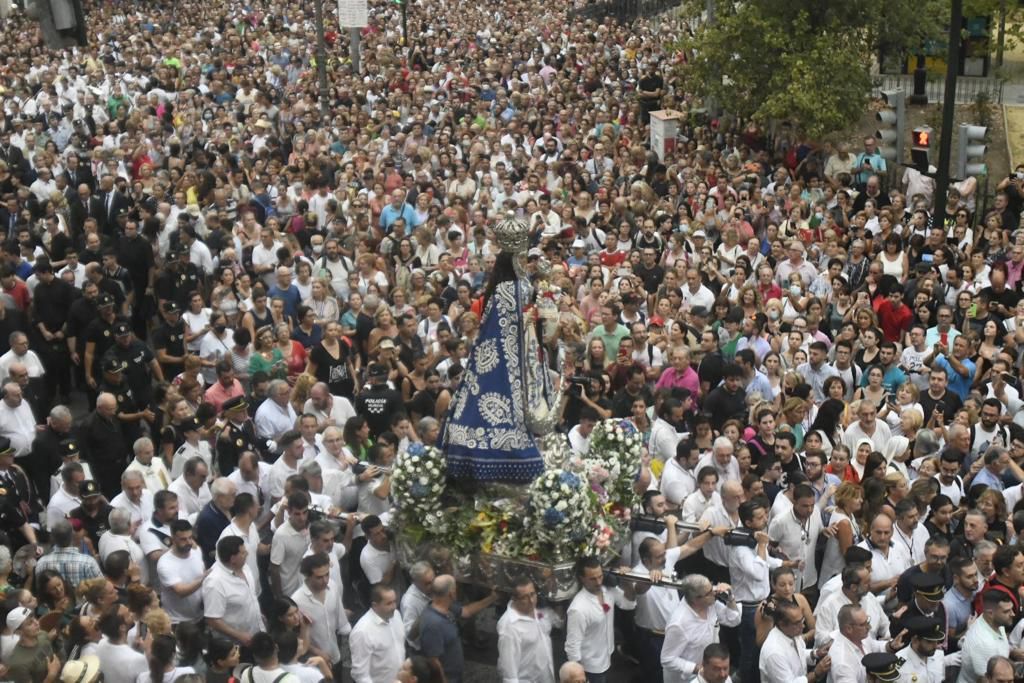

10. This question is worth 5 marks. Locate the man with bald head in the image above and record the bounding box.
[420,574,498,682]
[700,480,744,583]
[303,381,356,429]
[559,661,586,683]
[315,426,358,511]
[0,380,35,458]
[79,392,128,498]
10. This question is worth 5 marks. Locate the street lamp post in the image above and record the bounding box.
[934,0,962,217]
[313,0,331,120]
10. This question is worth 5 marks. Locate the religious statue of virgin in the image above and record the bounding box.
[438,214,561,483]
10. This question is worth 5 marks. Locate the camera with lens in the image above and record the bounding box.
[715,589,733,604]
[569,375,590,397]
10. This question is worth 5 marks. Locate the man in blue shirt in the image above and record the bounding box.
[379,189,418,234]
[925,335,975,401]
[854,136,887,185]
[267,266,302,321]
[419,574,497,682]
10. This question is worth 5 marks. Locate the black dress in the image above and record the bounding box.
[310,342,354,398]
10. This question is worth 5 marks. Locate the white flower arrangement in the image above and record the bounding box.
[391,442,449,534]
[584,418,644,507]
[522,469,595,562]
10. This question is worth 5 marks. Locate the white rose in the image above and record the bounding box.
[555,500,568,511]
[418,476,429,485]
[561,485,570,494]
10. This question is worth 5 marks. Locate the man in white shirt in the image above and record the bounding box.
[315,427,359,511]
[46,462,84,524]
[649,399,686,464]
[895,616,951,683]
[631,537,683,681]
[304,382,356,429]
[682,467,722,525]
[0,333,44,379]
[227,450,272,505]
[760,602,831,683]
[138,490,179,585]
[359,514,399,590]
[350,583,405,683]
[252,227,284,288]
[156,519,207,625]
[682,268,715,312]
[815,564,891,649]
[168,456,212,520]
[859,514,912,596]
[829,605,904,683]
[730,498,786,683]
[661,574,741,683]
[267,430,303,503]
[564,556,637,680]
[124,436,170,492]
[96,604,148,683]
[0,381,36,457]
[697,437,741,489]
[270,490,311,599]
[291,552,350,669]
[98,507,149,585]
[109,469,154,534]
[401,561,435,652]
[255,379,298,442]
[218,492,265,596]
[661,440,699,510]
[567,410,597,456]
[768,484,823,591]
[497,577,555,683]
[699,481,743,583]
[204,535,264,646]
[842,401,892,454]
[957,589,1014,683]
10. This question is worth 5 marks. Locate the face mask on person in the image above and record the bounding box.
[213,324,227,334]
[768,310,780,320]
[312,244,323,254]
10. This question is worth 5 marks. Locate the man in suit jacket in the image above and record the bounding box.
[69,184,103,237]
[0,197,19,234]
[63,152,94,193]
[97,175,130,236]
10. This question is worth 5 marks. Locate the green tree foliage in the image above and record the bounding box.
[677,0,949,137]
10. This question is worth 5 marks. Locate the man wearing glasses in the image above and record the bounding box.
[497,577,555,683]
[828,604,907,683]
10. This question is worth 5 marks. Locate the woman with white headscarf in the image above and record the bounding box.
[883,436,912,481]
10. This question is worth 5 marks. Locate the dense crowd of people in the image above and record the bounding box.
[0,0,1020,680]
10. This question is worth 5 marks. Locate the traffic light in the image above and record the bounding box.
[956,124,988,178]
[876,89,906,166]
[910,126,933,173]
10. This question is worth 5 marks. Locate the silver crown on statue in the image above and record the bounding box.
[493,212,529,254]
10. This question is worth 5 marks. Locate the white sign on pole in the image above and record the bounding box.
[337,0,368,28]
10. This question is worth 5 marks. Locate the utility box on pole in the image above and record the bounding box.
[649,109,683,162]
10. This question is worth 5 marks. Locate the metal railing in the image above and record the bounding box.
[567,0,678,23]
[872,74,1004,104]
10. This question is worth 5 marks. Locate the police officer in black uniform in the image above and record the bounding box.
[152,301,187,380]
[82,292,124,400]
[103,321,164,409]
[891,572,947,639]
[216,395,261,476]
[0,436,39,551]
[98,356,151,445]
[154,244,202,311]
[355,363,404,439]
[68,480,113,549]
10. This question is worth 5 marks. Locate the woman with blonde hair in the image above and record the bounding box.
[290,374,317,416]
[819,482,865,587]
[779,397,808,449]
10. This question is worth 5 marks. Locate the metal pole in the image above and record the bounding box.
[349,27,361,74]
[313,0,331,120]
[934,0,962,218]
[910,53,928,105]
[401,0,407,49]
